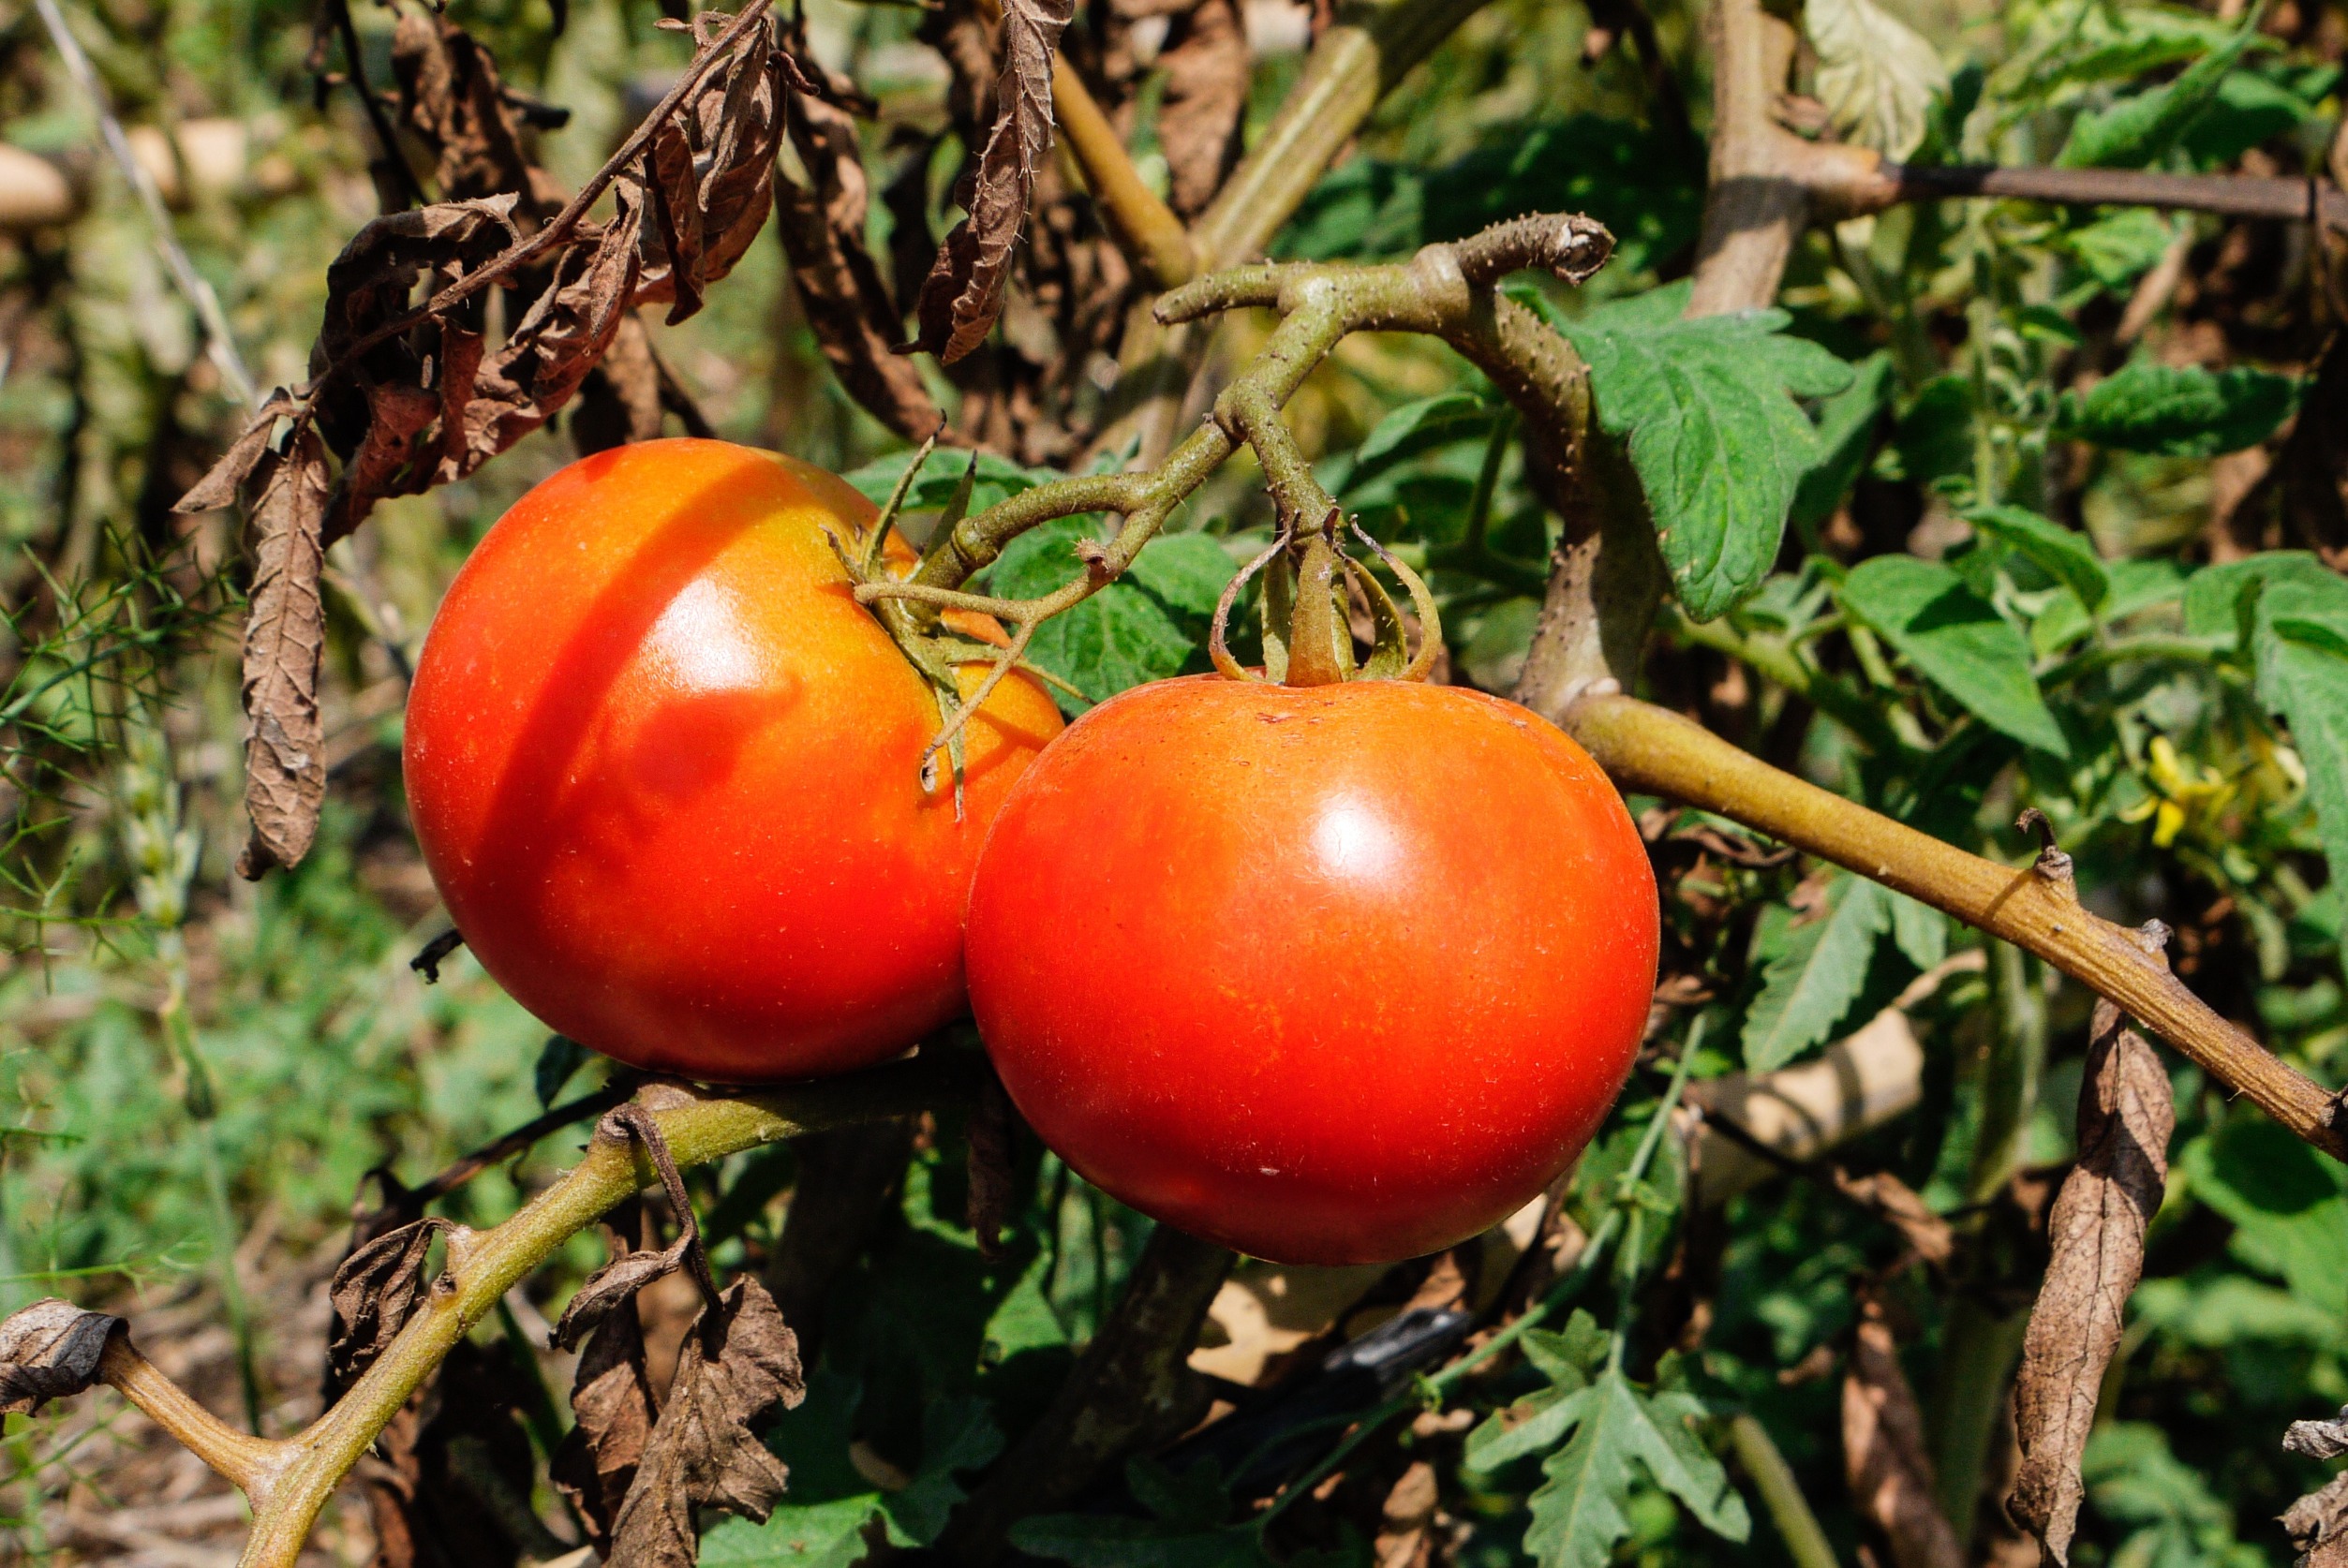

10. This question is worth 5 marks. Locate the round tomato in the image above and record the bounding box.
[405,437,1063,1083]
[964,675,1657,1265]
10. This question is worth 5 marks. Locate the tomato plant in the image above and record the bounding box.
[403,438,1062,1082]
[965,671,1657,1265]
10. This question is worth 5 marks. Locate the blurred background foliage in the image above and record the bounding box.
[0,0,2345,1561]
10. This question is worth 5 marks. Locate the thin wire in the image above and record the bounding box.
[29,0,259,407]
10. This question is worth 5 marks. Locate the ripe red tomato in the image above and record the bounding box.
[964,675,1657,1265]
[405,438,1063,1083]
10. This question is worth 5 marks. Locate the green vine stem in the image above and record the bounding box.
[1557,693,2348,1161]
[82,1055,976,1568]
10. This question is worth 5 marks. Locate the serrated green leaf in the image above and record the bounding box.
[2064,207,2180,294]
[1889,890,1949,970]
[1552,280,1856,620]
[845,449,1060,516]
[2181,67,2314,168]
[1968,504,2111,611]
[2028,5,2250,92]
[989,521,1237,713]
[1523,1309,1610,1387]
[2056,20,2262,168]
[701,1496,889,1568]
[1742,875,1892,1071]
[1471,1381,1597,1473]
[2032,557,2190,653]
[2056,360,2300,456]
[2249,570,2348,970]
[1519,1372,1748,1568]
[2185,1118,2348,1311]
[1840,555,2071,754]
[1340,392,1501,491]
[2182,550,2339,643]
[1792,352,1894,528]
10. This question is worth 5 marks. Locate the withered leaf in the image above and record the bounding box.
[967,1072,1017,1263]
[1834,1169,1954,1267]
[2287,1407,2348,1461]
[2283,1470,2348,1568]
[1154,0,1248,218]
[174,392,300,514]
[552,1283,660,1553]
[236,427,334,880]
[1844,1302,1963,1568]
[907,0,1076,362]
[327,1217,455,1400]
[325,378,441,548]
[390,10,562,216]
[635,13,786,326]
[364,1339,557,1568]
[604,1279,806,1567]
[0,1299,123,1416]
[555,1102,720,1351]
[775,88,946,439]
[2009,1001,2175,1565]
[572,312,668,455]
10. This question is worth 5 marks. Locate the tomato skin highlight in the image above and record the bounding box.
[404,438,1062,1083]
[964,675,1657,1265]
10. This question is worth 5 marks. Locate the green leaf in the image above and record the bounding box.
[2132,1275,2342,1347]
[1741,875,1892,1071]
[988,522,1238,713]
[845,450,1060,517]
[2180,550,2338,642]
[1887,375,1976,491]
[700,1390,1005,1568]
[1968,505,2111,612]
[2180,68,2315,168]
[1889,891,1950,970]
[1792,352,1894,528]
[2184,1117,2348,1311]
[1516,1372,1749,1568]
[2064,209,2178,293]
[532,1033,587,1108]
[1806,0,1950,158]
[2031,557,2189,654]
[1839,555,2071,755]
[2029,6,2249,92]
[1335,391,1502,491]
[2056,360,2300,456]
[2248,570,2348,969]
[2055,19,2263,168]
[1551,279,1856,620]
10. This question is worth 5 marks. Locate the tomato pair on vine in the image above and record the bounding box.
[405,438,1657,1267]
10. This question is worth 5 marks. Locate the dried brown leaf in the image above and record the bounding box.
[572,312,668,455]
[2009,1002,2175,1565]
[555,1103,720,1351]
[605,1279,806,1567]
[0,1299,122,1416]
[327,1217,455,1400]
[362,1339,557,1568]
[2288,1409,2348,1461]
[1155,0,1248,217]
[236,427,334,879]
[324,378,441,548]
[907,0,1075,362]
[776,89,947,439]
[390,11,562,215]
[967,1072,1017,1263]
[1833,1169,1954,1267]
[2283,1469,2348,1568]
[175,393,299,514]
[552,1276,660,1553]
[1844,1302,1964,1568]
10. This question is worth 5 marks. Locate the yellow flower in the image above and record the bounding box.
[2120,735,2236,849]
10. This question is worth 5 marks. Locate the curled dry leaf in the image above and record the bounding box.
[235,427,334,880]
[967,1071,1018,1262]
[604,1279,807,1568]
[364,1339,560,1568]
[2283,1470,2348,1568]
[326,1216,456,1400]
[555,1104,720,1351]
[908,0,1077,362]
[552,1255,661,1553]
[572,312,669,455]
[775,75,948,439]
[0,1299,123,1416]
[1843,1299,1964,1568]
[182,10,794,873]
[1155,0,1249,217]
[2008,1000,2175,1565]
[2286,1407,2348,1461]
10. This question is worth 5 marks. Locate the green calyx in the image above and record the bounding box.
[1209,508,1445,688]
